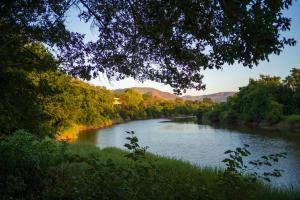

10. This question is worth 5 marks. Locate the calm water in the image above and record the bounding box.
[77,119,300,189]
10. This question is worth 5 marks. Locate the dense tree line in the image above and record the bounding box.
[117,89,213,120]
[198,69,300,129]
[1,70,210,138]
[0,43,211,138]
[0,44,105,136]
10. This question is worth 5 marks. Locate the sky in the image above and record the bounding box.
[66,2,300,96]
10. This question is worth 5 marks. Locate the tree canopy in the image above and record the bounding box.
[0,0,296,93]
[198,68,300,127]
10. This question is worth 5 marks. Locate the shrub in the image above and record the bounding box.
[202,109,221,124]
[264,101,283,125]
[220,110,238,125]
[0,130,63,199]
[284,115,300,129]
[196,108,209,122]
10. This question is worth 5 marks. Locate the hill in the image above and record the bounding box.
[182,92,236,102]
[114,87,179,100]
[114,87,235,102]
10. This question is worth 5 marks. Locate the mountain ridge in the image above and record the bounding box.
[113,87,236,102]
[182,92,236,102]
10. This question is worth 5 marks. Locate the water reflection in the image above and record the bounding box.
[76,119,300,189]
[77,129,98,144]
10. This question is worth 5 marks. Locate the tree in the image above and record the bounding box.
[0,43,59,136]
[199,70,300,125]
[284,68,300,92]
[0,69,50,136]
[0,0,296,93]
[284,68,300,114]
[119,89,145,119]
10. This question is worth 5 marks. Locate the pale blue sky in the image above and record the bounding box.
[66,2,300,95]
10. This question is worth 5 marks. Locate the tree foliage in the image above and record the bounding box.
[0,68,49,136]
[198,68,300,127]
[0,0,296,93]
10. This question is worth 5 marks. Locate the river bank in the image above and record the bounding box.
[56,114,187,141]
[199,114,300,133]
[56,117,164,141]
[56,119,121,141]
[259,116,300,132]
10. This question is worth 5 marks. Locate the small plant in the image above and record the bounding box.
[216,144,287,200]
[222,144,287,182]
[123,131,174,198]
[124,131,149,161]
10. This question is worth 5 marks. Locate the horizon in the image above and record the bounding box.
[67,1,300,95]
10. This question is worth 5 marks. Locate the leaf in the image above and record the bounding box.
[124,144,132,150]
[224,150,233,154]
[262,156,268,160]
[222,158,231,163]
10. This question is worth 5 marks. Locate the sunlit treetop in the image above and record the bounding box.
[284,68,300,91]
[0,0,296,94]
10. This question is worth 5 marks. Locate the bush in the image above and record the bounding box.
[263,101,283,125]
[220,110,238,125]
[202,109,220,123]
[284,115,300,129]
[0,130,63,199]
[196,108,209,122]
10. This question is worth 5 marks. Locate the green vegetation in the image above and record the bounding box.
[116,89,213,120]
[0,67,211,139]
[1,131,298,200]
[0,44,212,138]
[198,69,300,130]
[0,44,115,137]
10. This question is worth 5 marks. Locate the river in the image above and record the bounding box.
[76,118,300,189]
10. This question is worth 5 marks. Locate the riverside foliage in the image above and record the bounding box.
[1,68,210,138]
[0,44,212,138]
[197,68,300,130]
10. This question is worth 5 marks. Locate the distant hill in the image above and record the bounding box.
[182,92,236,102]
[113,87,179,100]
[114,87,236,102]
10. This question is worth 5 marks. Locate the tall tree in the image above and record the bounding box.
[0,0,296,93]
[284,68,300,92]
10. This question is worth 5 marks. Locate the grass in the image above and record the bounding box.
[69,143,300,200]
[69,143,219,182]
